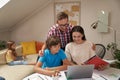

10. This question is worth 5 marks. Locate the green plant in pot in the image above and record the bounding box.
[107,42,120,68]
[0,40,7,50]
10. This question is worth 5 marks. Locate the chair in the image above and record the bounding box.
[95,44,106,59]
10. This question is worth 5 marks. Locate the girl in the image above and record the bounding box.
[6,40,35,65]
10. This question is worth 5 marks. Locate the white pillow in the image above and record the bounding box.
[0,50,7,64]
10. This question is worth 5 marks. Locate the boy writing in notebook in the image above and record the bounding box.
[34,36,71,76]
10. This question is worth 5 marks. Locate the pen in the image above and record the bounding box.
[58,74,61,77]
[44,75,48,80]
[100,75,108,80]
[38,75,44,80]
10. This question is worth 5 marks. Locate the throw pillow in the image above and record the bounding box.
[21,41,36,55]
[0,50,7,64]
[36,41,44,53]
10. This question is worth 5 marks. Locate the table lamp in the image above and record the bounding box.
[91,20,116,43]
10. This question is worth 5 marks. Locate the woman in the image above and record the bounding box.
[65,26,106,70]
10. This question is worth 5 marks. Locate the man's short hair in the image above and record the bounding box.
[57,12,68,20]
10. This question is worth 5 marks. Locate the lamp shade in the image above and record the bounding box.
[91,20,116,43]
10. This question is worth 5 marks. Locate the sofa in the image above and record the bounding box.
[0,45,38,80]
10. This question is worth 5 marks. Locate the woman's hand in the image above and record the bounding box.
[97,65,108,71]
[92,43,96,51]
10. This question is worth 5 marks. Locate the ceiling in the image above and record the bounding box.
[0,0,53,32]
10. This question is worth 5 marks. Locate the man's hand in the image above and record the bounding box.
[38,50,44,56]
[38,43,46,56]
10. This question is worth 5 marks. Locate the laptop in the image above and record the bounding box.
[66,65,94,80]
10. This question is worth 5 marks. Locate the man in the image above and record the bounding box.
[38,12,73,57]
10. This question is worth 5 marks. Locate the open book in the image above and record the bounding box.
[84,55,109,69]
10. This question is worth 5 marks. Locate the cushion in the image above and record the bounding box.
[0,54,38,80]
[21,41,36,55]
[0,65,34,80]
[0,49,7,64]
[35,41,44,53]
[16,45,23,56]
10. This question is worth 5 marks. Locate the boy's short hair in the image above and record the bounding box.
[57,12,68,20]
[46,36,61,49]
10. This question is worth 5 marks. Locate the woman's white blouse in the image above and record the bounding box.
[65,41,96,65]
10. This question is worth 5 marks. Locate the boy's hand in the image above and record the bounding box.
[47,70,59,77]
[45,67,51,71]
[52,70,60,77]
[45,69,60,76]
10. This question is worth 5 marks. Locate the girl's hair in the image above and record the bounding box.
[7,40,17,56]
[46,36,61,49]
[70,25,86,42]
[7,40,15,49]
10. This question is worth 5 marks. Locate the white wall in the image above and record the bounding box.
[10,0,120,59]
[11,1,54,43]
[82,0,120,46]
[0,31,11,41]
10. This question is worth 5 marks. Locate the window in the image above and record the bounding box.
[0,0,10,8]
[54,1,80,25]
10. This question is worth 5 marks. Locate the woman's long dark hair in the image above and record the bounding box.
[7,40,17,56]
[70,26,86,42]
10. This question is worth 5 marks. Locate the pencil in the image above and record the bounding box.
[38,75,44,80]
[100,75,108,80]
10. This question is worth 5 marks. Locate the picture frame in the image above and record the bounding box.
[54,1,80,25]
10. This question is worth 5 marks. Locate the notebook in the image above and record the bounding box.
[66,65,94,80]
[23,71,67,80]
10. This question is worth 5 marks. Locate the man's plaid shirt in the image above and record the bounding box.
[47,24,72,48]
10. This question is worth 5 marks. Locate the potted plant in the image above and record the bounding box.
[0,40,7,50]
[107,42,120,68]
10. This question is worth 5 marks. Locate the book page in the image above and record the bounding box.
[94,68,120,80]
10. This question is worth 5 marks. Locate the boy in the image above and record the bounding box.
[34,36,71,76]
